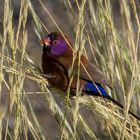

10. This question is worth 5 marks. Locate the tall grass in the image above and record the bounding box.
[0,0,140,139]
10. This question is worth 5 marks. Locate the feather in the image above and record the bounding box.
[41,32,140,121]
[74,62,113,88]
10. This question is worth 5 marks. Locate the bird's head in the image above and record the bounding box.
[40,32,69,56]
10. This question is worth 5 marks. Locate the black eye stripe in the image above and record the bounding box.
[49,34,56,41]
[48,32,58,41]
[50,34,55,40]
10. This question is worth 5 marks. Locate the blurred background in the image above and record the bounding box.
[0,0,140,139]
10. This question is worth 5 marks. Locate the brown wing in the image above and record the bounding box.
[74,56,112,88]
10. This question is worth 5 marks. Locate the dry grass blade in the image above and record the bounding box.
[0,0,140,139]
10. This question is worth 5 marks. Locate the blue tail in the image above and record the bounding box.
[85,82,108,97]
[84,82,140,121]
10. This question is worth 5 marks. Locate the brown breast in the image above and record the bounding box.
[42,53,69,91]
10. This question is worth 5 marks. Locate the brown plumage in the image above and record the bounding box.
[41,32,140,121]
[41,32,112,91]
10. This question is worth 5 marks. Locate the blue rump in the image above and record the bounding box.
[85,82,108,97]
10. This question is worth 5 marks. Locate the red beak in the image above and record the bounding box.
[40,37,50,46]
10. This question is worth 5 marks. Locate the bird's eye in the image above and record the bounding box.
[53,40,58,46]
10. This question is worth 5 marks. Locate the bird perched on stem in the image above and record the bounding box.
[40,32,140,121]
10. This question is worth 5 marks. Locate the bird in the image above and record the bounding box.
[40,31,140,121]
